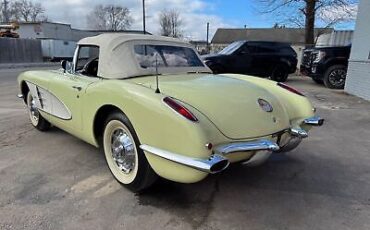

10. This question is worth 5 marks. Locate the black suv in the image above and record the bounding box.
[202,41,298,82]
[300,45,351,89]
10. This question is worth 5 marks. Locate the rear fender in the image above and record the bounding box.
[224,74,315,126]
[81,80,230,183]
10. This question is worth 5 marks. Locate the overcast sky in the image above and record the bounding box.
[38,0,357,41]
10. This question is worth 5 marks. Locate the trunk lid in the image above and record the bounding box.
[131,74,290,139]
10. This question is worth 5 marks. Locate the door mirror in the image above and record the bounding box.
[61,60,73,73]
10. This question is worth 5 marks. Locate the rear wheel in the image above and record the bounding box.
[323,65,347,89]
[26,92,51,131]
[102,112,157,192]
[271,65,289,82]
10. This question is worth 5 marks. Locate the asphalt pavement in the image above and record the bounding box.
[1,67,370,230]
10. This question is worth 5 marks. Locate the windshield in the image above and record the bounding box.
[219,41,245,55]
[134,45,204,69]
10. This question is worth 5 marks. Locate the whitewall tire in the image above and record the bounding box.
[26,92,51,131]
[102,111,157,192]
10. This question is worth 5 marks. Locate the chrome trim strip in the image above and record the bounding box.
[25,81,72,120]
[289,128,308,138]
[304,116,324,126]
[215,139,280,155]
[140,144,230,174]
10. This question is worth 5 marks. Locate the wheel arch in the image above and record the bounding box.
[93,104,125,145]
[325,58,348,70]
[20,80,29,104]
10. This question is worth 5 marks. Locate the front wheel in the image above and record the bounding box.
[323,65,347,89]
[102,112,157,192]
[26,92,51,131]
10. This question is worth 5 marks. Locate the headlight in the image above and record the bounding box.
[313,51,326,63]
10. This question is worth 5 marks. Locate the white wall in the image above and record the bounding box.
[18,24,44,39]
[345,0,370,100]
[18,22,99,42]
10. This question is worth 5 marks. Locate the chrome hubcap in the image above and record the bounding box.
[29,96,39,123]
[110,128,136,174]
[328,69,346,87]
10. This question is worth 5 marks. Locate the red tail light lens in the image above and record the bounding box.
[163,97,198,122]
[277,82,305,96]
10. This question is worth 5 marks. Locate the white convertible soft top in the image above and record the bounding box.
[78,33,211,79]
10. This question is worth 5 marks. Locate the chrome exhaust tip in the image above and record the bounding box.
[207,154,230,174]
[304,116,324,126]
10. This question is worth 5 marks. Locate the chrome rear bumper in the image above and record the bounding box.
[214,140,279,155]
[141,139,279,174]
[140,144,230,174]
[141,116,324,174]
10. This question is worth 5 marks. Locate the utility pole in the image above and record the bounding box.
[142,0,146,34]
[3,0,10,23]
[206,22,210,53]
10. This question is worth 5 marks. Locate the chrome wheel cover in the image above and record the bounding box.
[27,93,39,125]
[103,120,139,184]
[328,69,346,87]
[110,128,136,174]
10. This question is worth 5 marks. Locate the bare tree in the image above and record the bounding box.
[159,9,183,38]
[256,0,358,46]
[0,0,11,22]
[11,0,45,22]
[87,4,132,31]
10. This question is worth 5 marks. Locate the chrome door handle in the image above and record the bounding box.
[72,86,82,91]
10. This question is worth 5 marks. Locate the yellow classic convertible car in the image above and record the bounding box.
[18,33,324,192]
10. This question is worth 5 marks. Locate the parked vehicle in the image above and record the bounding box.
[202,41,298,82]
[41,39,76,62]
[0,22,19,38]
[300,46,351,89]
[18,34,323,192]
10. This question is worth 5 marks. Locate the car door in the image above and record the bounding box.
[47,45,101,134]
[232,44,252,74]
[248,43,277,77]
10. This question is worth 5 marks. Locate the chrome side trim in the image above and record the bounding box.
[304,116,324,126]
[25,81,72,120]
[215,139,279,155]
[289,128,308,138]
[140,144,230,174]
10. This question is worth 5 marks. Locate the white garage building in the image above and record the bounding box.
[345,0,370,100]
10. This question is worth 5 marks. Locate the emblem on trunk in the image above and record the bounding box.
[257,99,273,112]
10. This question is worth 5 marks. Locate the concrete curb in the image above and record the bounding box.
[0,62,60,69]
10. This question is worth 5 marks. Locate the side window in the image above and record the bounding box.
[247,44,275,54]
[76,46,100,77]
[246,45,258,53]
